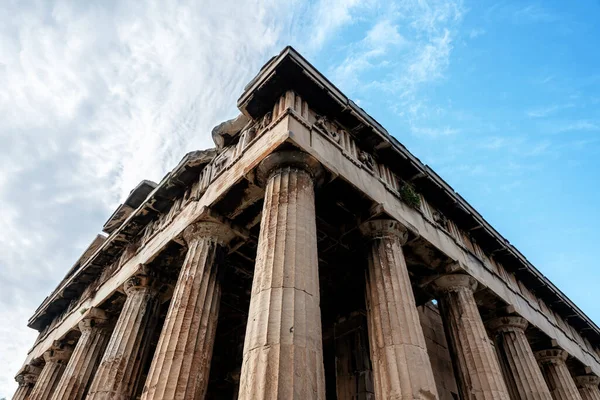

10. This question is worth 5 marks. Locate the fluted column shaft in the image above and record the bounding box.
[488,316,552,400]
[87,274,161,400]
[535,349,583,400]
[141,221,233,400]
[238,151,326,399]
[50,309,113,400]
[30,343,73,400]
[13,383,32,400]
[433,275,510,400]
[575,376,600,400]
[361,219,439,400]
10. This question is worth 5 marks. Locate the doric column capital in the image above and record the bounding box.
[15,364,42,386]
[256,150,323,186]
[535,349,569,364]
[78,307,110,333]
[575,375,600,388]
[182,220,236,247]
[487,316,529,335]
[16,378,29,388]
[43,341,73,364]
[16,374,36,387]
[359,219,409,244]
[431,273,478,294]
[123,268,162,295]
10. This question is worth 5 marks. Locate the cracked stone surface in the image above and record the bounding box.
[433,275,510,400]
[238,151,326,400]
[50,308,112,400]
[361,219,439,400]
[29,342,73,400]
[488,316,552,400]
[140,221,232,400]
[87,274,161,400]
[535,349,583,400]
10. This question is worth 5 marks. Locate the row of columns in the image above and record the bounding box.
[15,150,600,400]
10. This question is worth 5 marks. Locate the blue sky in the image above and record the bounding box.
[309,0,600,325]
[0,0,599,397]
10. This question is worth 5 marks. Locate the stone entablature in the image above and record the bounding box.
[27,88,600,376]
[15,46,600,400]
[241,47,600,358]
[263,87,600,371]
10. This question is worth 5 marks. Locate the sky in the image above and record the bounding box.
[1,0,599,397]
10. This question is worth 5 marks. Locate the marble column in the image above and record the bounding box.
[140,220,234,400]
[535,349,583,400]
[50,308,113,400]
[13,380,31,400]
[488,316,552,400]
[432,274,510,400]
[87,272,161,400]
[13,365,41,400]
[361,219,439,400]
[238,151,326,399]
[575,376,600,400]
[13,379,32,400]
[29,342,73,400]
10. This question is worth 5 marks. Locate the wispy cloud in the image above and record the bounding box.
[479,136,523,150]
[526,103,575,118]
[513,4,558,23]
[327,0,465,141]
[331,19,407,88]
[305,0,366,51]
[411,125,460,137]
[0,0,365,396]
[406,29,453,86]
[468,28,486,38]
[547,120,600,133]
[486,3,558,25]
[538,75,555,85]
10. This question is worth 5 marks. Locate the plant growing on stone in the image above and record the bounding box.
[399,181,421,209]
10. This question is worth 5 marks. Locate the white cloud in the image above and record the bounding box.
[407,29,453,86]
[330,0,464,107]
[331,19,407,88]
[365,19,406,49]
[1,0,369,396]
[305,0,366,51]
[326,0,465,140]
[0,0,472,396]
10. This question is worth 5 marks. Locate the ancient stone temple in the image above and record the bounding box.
[13,47,600,400]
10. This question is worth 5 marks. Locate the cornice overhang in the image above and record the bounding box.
[238,46,600,346]
[102,180,157,234]
[28,149,216,331]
